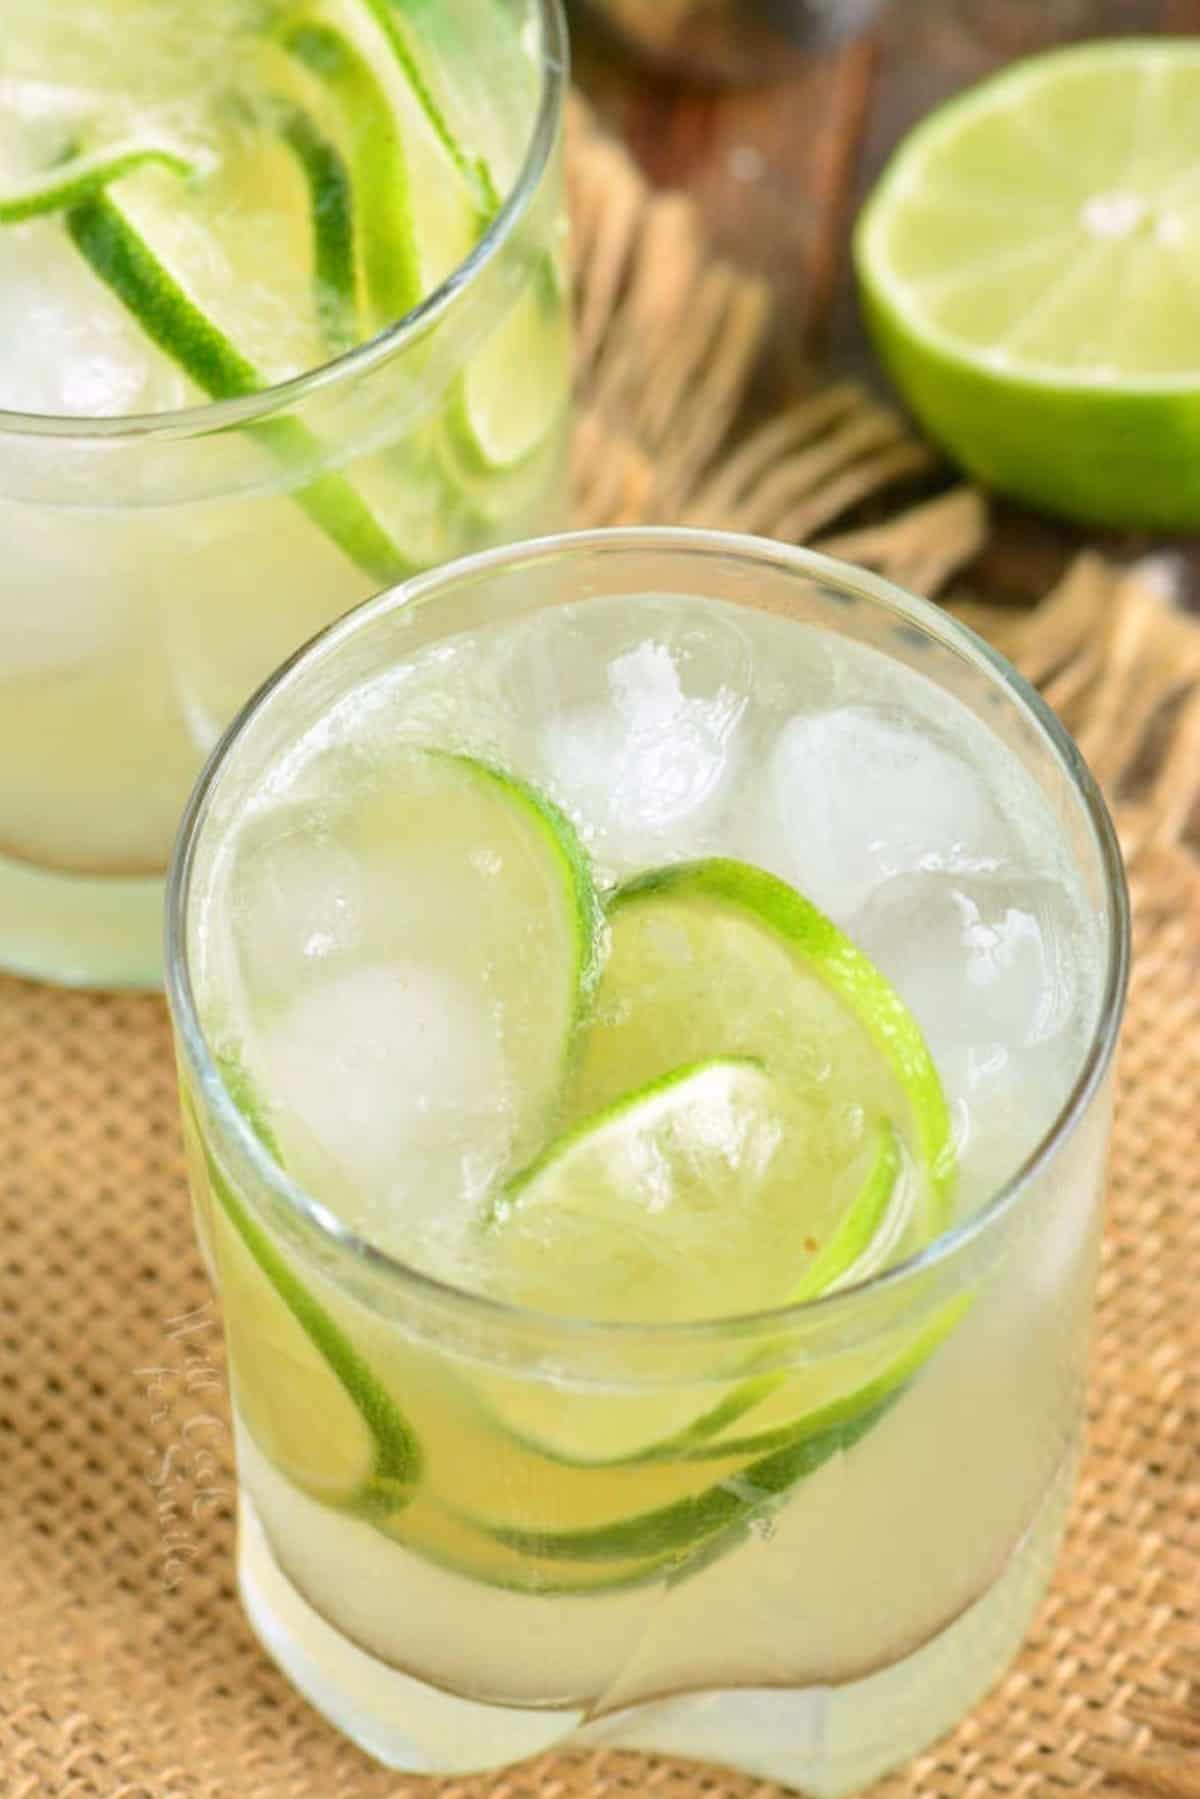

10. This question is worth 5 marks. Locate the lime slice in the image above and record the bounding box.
[281,19,467,332]
[573,860,954,1218]
[193,1077,421,1509]
[220,1204,376,1504]
[274,101,359,354]
[341,749,603,1166]
[382,1493,680,1597]
[0,141,200,222]
[855,40,1200,529]
[63,186,404,583]
[347,0,501,219]
[446,279,573,473]
[487,1057,894,1324]
[468,858,953,1467]
[478,1292,967,1572]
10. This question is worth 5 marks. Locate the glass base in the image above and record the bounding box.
[237,1448,1076,1794]
[0,849,164,989]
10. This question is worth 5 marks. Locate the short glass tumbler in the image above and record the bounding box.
[167,530,1129,1797]
[0,0,568,990]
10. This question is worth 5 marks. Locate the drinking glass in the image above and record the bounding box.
[167,530,1128,1796]
[0,0,569,990]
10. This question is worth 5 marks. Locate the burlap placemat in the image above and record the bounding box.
[1,101,1196,1799]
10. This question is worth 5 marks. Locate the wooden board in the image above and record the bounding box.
[573,0,1200,603]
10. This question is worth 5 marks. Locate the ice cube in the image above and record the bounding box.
[538,636,746,876]
[229,808,367,1006]
[854,868,1085,1190]
[0,222,189,416]
[750,705,1009,922]
[253,961,512,1266]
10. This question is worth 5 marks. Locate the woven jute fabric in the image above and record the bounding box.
[1,104,1197,1799]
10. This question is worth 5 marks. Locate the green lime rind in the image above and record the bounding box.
[480,1117,903,1471]
[494,1053,767,1218]
[793,1118,901,1303]
[443,279,572,476]
[476,1293,967,1568]
[282,20,424,331]
[350,0,500,222]
[435,406,566,534]
[483,1387,899,1567]
[64,192,406,584]
[611,860,957,1211]
[0,142,200,223]
[275,100,360,354]
[858,276,1200,532]
[621,1119,905,1464]
[375,1494,679,1598]
[433,748,605,1049]
[667,1289,969,1464]
[194,1065,422,1499]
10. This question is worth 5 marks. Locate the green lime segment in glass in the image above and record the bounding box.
[471,856,955,1468]
[356,749,603,1164]
[195,1074,421,1508]
[0,141,201,222]
[64,191,405,583]
[574,859,955,1219]
[855,39,1200,528]
[488,1062,903,1327]
[479,1293,968,1570]
[282,21,425,329]
[275,101,360,353]
[348,0,502,221]
[447,278,573,471]
[379,1494,682,1597]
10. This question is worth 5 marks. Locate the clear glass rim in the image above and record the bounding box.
[0,0,568,445]
[165,527,1132,1350]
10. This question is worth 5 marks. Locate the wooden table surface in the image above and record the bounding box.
[573,0,1200,605]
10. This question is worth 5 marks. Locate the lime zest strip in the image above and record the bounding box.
[275,101,360,354]
[198,1061,422,1498]
[0,142,202,224]
[65,193,406,584]
[283,21,423,330]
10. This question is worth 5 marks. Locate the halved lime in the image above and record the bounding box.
[856,40,1200,528]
